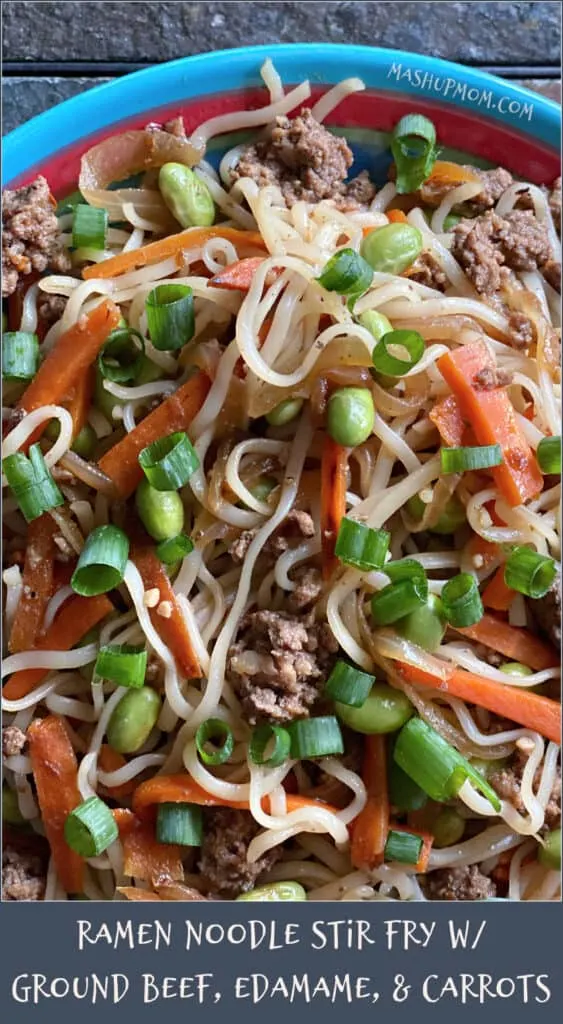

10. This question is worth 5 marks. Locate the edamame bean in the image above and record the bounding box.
[159,163,215,228]
[236,881,307,901]
[499,662,533,678]
[135,477,185,542]
[360,223,423,274]
[106,687,161,754]
[336,683,413,734]
[2,784,25,825]
[538,828,561,870]
[396,594,447,653]
[327,387,375,447]
[266,398,304,427]
[406,493,466,535]
[432,807,466,848]
[357,310,393,342]
[443,213,461,231]
[470,757,508,778]
[71,423,97,459]
[249,476,277,502]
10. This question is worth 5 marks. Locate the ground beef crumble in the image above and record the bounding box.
[2,846,46,901]
[232,108,375,208]
[472,365,513,389]
[228,509,315,566]
[490,748,561,830]
[287,565,324,612]
[37,292,67,325]
[452,210,552,296]
[527,567,561,650]
[198,808,282,897]
[420,166,514,214]
[549,176,561,234]
[2,176,71,297]
[227,608,338,724]
[425,865,497,901]
[408,251,448,291]
[2,726,27,759]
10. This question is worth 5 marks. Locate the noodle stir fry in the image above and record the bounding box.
[2,61,561,902]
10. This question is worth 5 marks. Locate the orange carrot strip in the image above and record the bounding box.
[454,612,558,672]
[424,160,481,188]
[210,257,282,292]
[437,342,543,506]
[464,534,500,575]
[98,745,136,800]
[67,364,95,441]
[320,436,347,581]
[388,824,434,873]
[132,774,339,817]
[386,209,409,224]
[28,716,84,893]
[113,808,183,884]
[429,394,466,447]
[350,735,390,870]
[8,514,57,654]
[98,371,210,498]
[82,227,266,280]
[482,567,517,612]
[398,662,561,743]
[4,593,113,700]
[131,544,201,679]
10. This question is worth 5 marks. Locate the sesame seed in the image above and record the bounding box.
[143,588,160,608]
[472,554,484,569]
[516,736,535,755]
[157,600,173,619]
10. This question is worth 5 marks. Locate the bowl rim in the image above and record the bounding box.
[3,42,560,185]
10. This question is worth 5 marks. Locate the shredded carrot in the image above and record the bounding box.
[98,745,136,800]
[98,370,210,498]
[464,534,500,575]
[66,364,94,441]
[320,436,347,581]
[350,735,390,870]
[210,257,282,292]
[386,209,409,224]
[429,394,466,447]
[437,341,543,506]
[4,593,113,700]
[28,716,84,893]
[482,567,517,612]
[131,543,201,679]
[388,824,434,872]
[82,227,266,280]
[113,808,183,884]
[132,773,340,817]
[454,612,558,672]
[8,514,57,654]
[424,160,481,189]
[398,661,561,742]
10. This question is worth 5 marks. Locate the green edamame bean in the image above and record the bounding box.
[499,662,533,678]
[236,881,307,902]
[71,423,97,459]
[106,686,161,754]
[135,477,184,542]
[266,398,304,427]
[443,213,461,231]
[2,784,25,825]
[159,163,215,228]
[470,757,508,779]
[396,594,447,653]
[336,683,413,734]
[357,310,393,342]
[327,387,375,447]
[432,807,466,848]
[360,223,423,275]
[538,828,561,871]
[249,476,278,502]
[406,493,466,535]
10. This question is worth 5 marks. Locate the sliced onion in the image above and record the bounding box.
[59,450,117,497]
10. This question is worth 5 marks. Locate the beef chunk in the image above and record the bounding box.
[2,176,71,297]
[452,210,552,296]
[508,309,535,350]
[37,293,67,325]
[408,251,448,291]
[2,726,27,759]
[490,748,561,830]
[232,108,375,208]
[287,565,323,612]
[527,568,561,649]
[198,808,281,897]
[425,865,497,901]
[227,609,338,724]
[549,176,561,234]
[2,846,45,901]
[420,166,513,213]
[228,509,315,566]
[472,365,513,389]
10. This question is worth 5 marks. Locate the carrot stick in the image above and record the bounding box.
[8,514,57,654]
[320,436,347,581]
[67,364,94,441]
[437,341,543,506]
[481,567,517,612]
[386,209,409,224]
[98,371,210,498]
[82,226,266,280]
[4,593,113,700]
[28,716,84,893]
[350,735,390,870]
[464,534,500,575]
[398,662,561,742]
[454,612,558,672]
[98,745,136,800]
[131,543,201,679]
[17,299,121,434]
[387,825,434,873]
[423,160,482,189]
[210,256,282,292]
[429,395,466,447]
[113,808,183,884]
[132,774,340,817]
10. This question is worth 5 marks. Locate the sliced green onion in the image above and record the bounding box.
[72,204,108,251]
[195,718,234,766]
[145,284,195,351]
[287,716,344,759]
[371,579,427,626]
[334,517,390,571]
[138,431,199,491]
[388,758,428,812]
[504,546,557,599]
[385,558,428,587]
[56,190,83,215]
[156,803,203,846]
[316,248,373,310]
[71,524,129,596]
[391,113,439,194]
[441,572,483,627]
[384,828,423,865]
[2,443,64,523]
[394,716,501,811]
[324,660,375,707]
[2,331,39,381]
[249,725,291,767]
[441,444,503,474]
[98,327,145,384]
[64,796,118,857]
[156,533,194,564]
[357,310,393,342]
[371,329,425,376]
[94,644,147,689]
[537,435,561,475]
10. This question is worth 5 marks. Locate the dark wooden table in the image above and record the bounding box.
[2,1,561,135]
